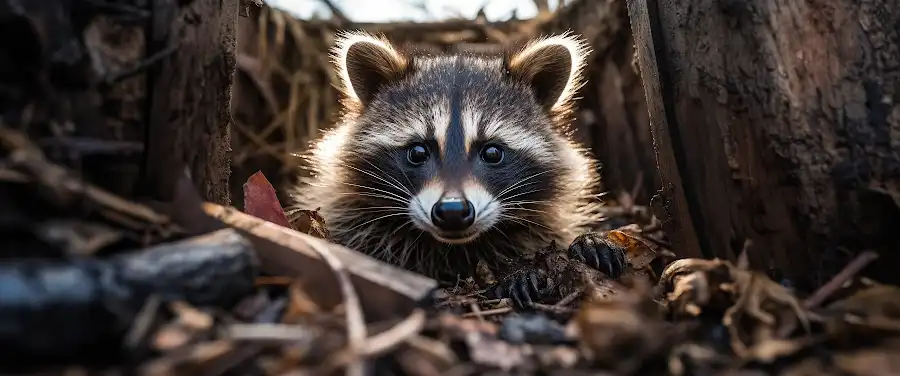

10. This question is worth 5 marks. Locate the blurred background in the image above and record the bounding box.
[268,0,563,22]
[230,0,656,211]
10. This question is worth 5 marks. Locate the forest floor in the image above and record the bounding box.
[1,126,899,376]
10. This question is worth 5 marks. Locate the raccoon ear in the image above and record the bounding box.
[506,33,590,112]
[332,31,410,107]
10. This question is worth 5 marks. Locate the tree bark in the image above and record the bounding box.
[628,0,900,289]
[0,0,236,205]
[141,0,237,205]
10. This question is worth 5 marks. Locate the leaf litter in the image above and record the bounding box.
[1,126,899,375]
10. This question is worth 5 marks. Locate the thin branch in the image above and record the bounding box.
[803,251,879,309]
[304,237,367,376]
[319,0,351,24]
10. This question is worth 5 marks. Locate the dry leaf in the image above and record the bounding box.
[606,228,658,270]
[288,208,330,239]
[243,171,292,229]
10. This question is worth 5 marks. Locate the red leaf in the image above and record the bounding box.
[243,171,291,228]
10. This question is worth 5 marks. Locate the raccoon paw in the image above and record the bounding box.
[568,232,627,279]
[487,269,554,309]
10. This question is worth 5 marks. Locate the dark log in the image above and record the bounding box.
[628,0,900,290]
[0,228,257,367]
[0,0,236,205]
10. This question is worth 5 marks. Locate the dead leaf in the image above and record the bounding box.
[288,208,330,239]
[659,258,810,359]
[606,228,658,270]
[242,171,291,229]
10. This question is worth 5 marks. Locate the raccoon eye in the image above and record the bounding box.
[406,143,429,165]
[480,145,504,164]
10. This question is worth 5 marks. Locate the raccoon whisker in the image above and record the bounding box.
[341,163,413,197]
[390,159,429,217]
[335,186,408,201]
[360,158,414,195]
[498,213,552,230]
[498,199,553,213]
[494,168,559,198]
[502,207,551,216]
[501,200,554,206]
[498,188,547,202]
[382,222,418,266]
[490,226,512,242]
[374,220,415,265]
[341,182,411,203]
[346,212,410,231]
[340,206,408,212]
[494,168,561,199]
[335,191,409,205]
[483,189,545,216]
[406,231,426,271]
[392,159,416,189]
[497,215,537,230]
[493,180,540,203]
[454,246,471,278]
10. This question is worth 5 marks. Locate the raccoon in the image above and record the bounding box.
[289,31,625,306]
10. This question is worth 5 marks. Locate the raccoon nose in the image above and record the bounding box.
[431,197,475,231]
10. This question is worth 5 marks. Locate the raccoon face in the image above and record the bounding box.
[330,31,589,245]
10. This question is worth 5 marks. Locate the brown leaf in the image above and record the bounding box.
[606,228,657,270]
[242,171,291,229]
[288,208,330,239]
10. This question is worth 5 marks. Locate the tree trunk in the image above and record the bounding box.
[628,0,900,290]
[140,0,237,205]
[0,0,236,205]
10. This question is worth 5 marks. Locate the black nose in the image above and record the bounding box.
[431,197,475,232]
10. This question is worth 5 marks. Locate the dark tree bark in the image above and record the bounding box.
[0,0,236,205]
[141,0,237,205]
[628,0,900,289]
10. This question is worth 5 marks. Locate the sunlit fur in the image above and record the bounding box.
[288,30,603,282]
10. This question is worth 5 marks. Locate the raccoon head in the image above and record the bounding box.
[327,31,591,246]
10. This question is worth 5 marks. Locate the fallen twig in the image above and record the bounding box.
[462,307,512,318]
[303,236,367,376]
[803,250,880,309]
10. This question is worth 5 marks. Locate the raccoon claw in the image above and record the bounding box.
[488,269,552,309]
[568,232,627,279]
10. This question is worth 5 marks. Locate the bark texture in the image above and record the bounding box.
[628,0,900,289]
[0,0,236,205]
[141,0,237,205]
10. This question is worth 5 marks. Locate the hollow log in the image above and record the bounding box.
[0,0,236,205]
[628,0,900,290]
